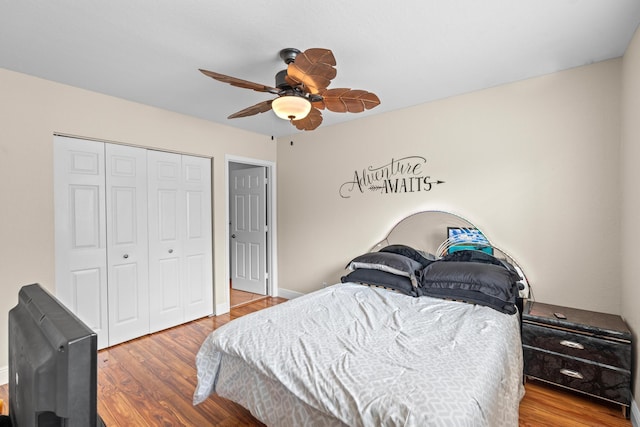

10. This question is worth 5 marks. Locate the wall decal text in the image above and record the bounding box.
[339,156,444,198]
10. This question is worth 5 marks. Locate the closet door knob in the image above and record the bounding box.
[168,249,174,253]
[123,254,129,259]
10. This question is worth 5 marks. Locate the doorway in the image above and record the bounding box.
[226,156,277,309]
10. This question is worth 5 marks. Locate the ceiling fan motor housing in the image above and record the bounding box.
[275,69,290,89]
[279,47,301,64]
[275,48,302,90]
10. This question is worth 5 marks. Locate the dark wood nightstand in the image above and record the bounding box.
[522,301,632,418]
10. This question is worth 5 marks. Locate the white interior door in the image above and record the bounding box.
[182,155,213,322]
[105,144,150,345]
[230,166,267,295]
[54,136,109,349]
[148,150,184,332]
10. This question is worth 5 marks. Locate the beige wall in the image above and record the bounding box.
[277,59,622,312]
[621,25,640,411]
[0,68,276,371]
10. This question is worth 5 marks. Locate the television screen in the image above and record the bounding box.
[447,227,493,255]
[8,283,105,427]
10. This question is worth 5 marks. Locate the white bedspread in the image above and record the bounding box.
[194,283,524,426]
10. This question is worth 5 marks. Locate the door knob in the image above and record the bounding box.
[231,234,236,239]
[168,249,174,253]
[123,254,129,259]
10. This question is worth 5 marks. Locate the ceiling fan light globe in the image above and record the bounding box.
[272,96,311,120]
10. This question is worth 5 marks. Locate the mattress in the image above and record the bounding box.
[194,283,524,426]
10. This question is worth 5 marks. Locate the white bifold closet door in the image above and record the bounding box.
[104,143,150,346]
[54,137,110,349]
[147,150,213,333]
[54,137,212,349]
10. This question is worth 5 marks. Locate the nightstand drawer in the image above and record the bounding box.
[522,322,631,370]
[524,346,631,406]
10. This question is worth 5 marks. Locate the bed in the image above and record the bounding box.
[193,211,528,426]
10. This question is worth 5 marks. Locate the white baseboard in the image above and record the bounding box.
[631,397,639,427]
[277,288,304,300]
[0,365,7,386]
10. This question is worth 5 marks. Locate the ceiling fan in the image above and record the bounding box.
[199,48,381,131]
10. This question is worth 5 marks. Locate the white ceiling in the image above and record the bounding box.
[2,1,640,137]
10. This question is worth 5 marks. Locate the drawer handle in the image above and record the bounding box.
[560,340,584,350]
[560,368,584,380]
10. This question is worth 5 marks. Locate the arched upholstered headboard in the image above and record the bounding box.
[371,210,530,298]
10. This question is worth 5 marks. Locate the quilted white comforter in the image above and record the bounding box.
[194,283,524,426]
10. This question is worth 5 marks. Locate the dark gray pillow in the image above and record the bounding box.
[419,261,518,314]
[346,252,422,288]
[379,244,435,268]
[440,249,521,282]
[341,269,417,297]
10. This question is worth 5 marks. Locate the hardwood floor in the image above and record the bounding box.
[230,287,267,308]
[0,297,633,426]
[520,380,631,426]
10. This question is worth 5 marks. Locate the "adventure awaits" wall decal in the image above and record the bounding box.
[339,156,444,198]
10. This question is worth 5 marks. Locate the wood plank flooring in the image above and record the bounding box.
[230,288,267,308]
[0,296,633,426]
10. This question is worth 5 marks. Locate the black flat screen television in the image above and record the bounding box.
[8,283,105,426]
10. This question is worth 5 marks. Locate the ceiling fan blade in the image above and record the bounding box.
[199,69,280,94]
[292,107,323,131]
[319,88,381,113]
[287,48,337,94]
[310,98,325,110]
[228,100,274,119]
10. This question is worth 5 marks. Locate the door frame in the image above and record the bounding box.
[225,155,278,307]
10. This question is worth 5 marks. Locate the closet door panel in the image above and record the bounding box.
[182,155,213,321]
[71,268,104,332]
[159,258,181,309]
[105,144,149,346]
[54,136,109,349]
[70,185,101,247]
[186,254,205,303]
[113,263,138,319]
[159,190,179,240]
[148,150,185,332]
